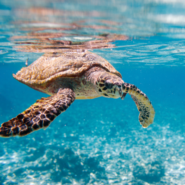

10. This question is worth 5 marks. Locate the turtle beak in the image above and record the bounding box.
[121,92,127,100]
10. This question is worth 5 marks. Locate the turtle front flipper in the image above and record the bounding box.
[122,83,155,128]
[0,88,75,137]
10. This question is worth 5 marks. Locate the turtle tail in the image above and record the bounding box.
[122,83,155,128]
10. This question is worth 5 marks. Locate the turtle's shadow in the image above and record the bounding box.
[14,147,108,184]
[132,160,165,184]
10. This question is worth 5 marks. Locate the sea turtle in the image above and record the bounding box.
[0,51,155,137]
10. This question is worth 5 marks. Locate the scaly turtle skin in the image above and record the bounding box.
[0,51,155,137]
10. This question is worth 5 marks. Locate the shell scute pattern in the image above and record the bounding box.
[13,51,121,85]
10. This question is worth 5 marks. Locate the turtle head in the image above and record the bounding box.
[96,72,126,99]
[95,71,155,127]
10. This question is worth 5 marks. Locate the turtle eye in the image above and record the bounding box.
[117,85,122,89]
[105,82,113,89]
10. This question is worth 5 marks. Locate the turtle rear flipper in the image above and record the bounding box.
[122,83,155,128]
[0,88,75,137]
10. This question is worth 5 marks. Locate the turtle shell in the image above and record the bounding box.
[13,51,122,85]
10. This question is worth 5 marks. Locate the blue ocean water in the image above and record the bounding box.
[0,0,185,184]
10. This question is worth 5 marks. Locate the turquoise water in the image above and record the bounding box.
[0,0,185,184]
